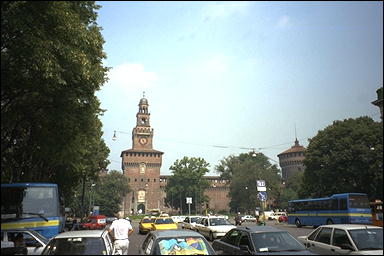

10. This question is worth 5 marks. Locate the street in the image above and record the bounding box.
[126,219,314,255]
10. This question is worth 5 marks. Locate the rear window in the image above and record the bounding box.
[142,218,155,223]
[42,237,107,255]
[154,237,213,255]
[155,218,174,224]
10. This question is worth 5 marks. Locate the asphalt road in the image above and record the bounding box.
[127,219,315,255]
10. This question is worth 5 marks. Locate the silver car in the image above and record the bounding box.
[298,224,383,255]
[41,229,116,255]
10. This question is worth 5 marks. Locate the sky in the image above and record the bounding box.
[95,1,383,176]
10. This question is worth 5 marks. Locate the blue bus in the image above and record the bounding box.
[1,183,65,238]
[287,193,372,228]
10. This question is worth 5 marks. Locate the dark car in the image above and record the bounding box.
[139,230,216,255]
[212,226,315,255]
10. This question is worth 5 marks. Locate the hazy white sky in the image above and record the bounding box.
[95,1,383,175]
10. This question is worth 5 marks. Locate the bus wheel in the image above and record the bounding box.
[326,219,333,225]
[295,219,302,228]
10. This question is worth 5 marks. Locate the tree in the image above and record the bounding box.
[165,157,210,215]
[66,170,130,217]
[1,1,110,200]
[300,117,383,200]
[215,152,281,213]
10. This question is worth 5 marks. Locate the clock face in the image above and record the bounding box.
[139,137,148,145]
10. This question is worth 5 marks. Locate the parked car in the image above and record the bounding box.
[41,230,115,255]
[298,224,383,255]
[1,229,49,255]
[242,215,257,222]
[268,212,287,221]
[139,230,217,255]
[212,226,314,255]
[81,215,107,230]
[181,216,202,230]
[194,216,236,241]
[171,216,183,223]
[278,215,288,223]
[151,217,178,231]
[263,210,274,220]
[139,216,156,234]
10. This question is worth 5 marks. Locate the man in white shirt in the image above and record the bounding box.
[108,212,134,255]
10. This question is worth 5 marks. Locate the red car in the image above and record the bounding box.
[278,215,288,223]
[81,215,107,230]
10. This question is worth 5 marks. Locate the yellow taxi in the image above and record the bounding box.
[150,217,178,231]
[139,216,156,234]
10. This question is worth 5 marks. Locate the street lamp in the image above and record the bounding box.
[89,183,96,215]
[112,130,130,141]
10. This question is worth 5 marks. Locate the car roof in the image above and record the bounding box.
[236,226,287,233]
[150,230,205,238]
[318,224,382,230]
[53,230,107,238]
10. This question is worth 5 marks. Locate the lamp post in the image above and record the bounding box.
[112,130,130,141]
[89,183,96,215]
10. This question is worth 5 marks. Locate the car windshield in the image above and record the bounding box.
[251,232,306,253]
[348,228,383,250]
[42,237,107,255]
[142,218,155,223]
[210,218,231,226]
[155,218,174,224]
[154,236,214,255]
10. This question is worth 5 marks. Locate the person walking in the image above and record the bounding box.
[258,211,266,226]
[108,212,134,255]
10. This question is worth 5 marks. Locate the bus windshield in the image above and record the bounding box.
[349,195,370,208]
[1,186,59,220]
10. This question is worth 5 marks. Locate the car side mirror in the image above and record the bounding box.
[340,243,354,251]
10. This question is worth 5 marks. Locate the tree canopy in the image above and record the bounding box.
[215,152,281,213]
[165,157,210,215]
[300,117,383,200]
[1,1,110,201]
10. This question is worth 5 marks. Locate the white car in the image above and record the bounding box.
[194,217,236,241]
[298,224,383,255]
[41,230,115,255]
[1,229,49,255]
[181,216,202,230]
[241,215,257,222]
[268,212,287,220]
[262,210,274,219]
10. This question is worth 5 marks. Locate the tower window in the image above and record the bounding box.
[141,178,144,182]
[134,179,137,182]
[154,179,156,182]
[148,178,150,182]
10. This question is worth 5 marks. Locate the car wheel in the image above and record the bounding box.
[295,218,302,228]
[209,232,214,242]
[326,219,333,225]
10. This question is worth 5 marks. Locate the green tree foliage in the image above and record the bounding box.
[1,1,110,200]
[300,117,383,200]
[66,170,130,217]
[165,157,210,215]
[275,188,298,210]
[215,152,281,213]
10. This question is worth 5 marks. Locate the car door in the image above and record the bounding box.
[331,228,356,254]
[213,229,242,255]
[235,231,254,255]
[310,227,333,254]
[201,218,210,237]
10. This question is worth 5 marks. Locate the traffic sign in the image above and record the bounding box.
[257,192,267,201]
[186,197,192,204]
[257,180,266,187]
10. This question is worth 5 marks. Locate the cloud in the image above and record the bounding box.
[276,15,292,29]
[106,63,158,91]
[203,1,250,21]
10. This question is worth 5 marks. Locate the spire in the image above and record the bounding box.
[294,124,299,146]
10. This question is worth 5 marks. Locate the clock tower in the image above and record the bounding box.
[120,95,164,215]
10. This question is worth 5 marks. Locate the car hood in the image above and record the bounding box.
[252,249,316,255]
[354,250,384,255]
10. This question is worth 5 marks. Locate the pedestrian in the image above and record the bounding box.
[108,212,134,255]
[235,212,242,226]
[258,211,266,226]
